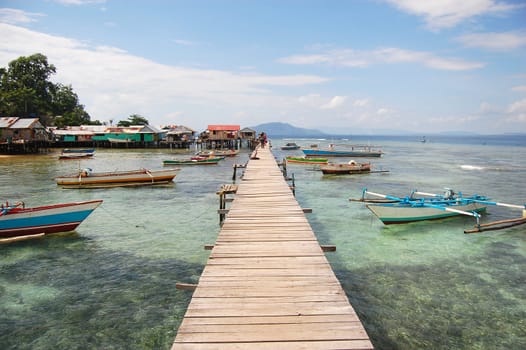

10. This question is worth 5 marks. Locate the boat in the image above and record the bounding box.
[0,200,102,239]
[281,142,300,150]
[358,189,488,225]
[59,152,94,160]
[196,149,239,157]
[303,144,383,157]
[320,160,371,174]
[62,148,95,153]
[55,168,178,188]
[163,156,223,165]
[59,148,95,159]
[108,137,131,143]
[285,156,328,165]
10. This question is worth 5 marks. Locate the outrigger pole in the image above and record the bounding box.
[360,189,404,202]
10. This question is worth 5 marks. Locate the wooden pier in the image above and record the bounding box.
[172,146,373,349]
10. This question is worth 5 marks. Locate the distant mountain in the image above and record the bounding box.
[252,122,326,138]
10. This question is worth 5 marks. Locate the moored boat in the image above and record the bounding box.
[62,148,95,153]
[0,200,102,238]
[303,144,383,157]
[163,156,223,165]
[366,201,487,224]
[320,160,371,174]
[359,189,487,224]
[59,152,94,160]
[285,156,328,165]
[196,149,239,157]
[281,142,300,150]
[59,148,95,159]
[55,168,178,188]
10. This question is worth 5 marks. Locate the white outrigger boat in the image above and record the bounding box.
[353,188,526,232]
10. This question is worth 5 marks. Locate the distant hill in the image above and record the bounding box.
[252,122,326,138]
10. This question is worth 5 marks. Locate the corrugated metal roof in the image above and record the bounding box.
[0,117,19,128]
[240,127,256,132]
[208,125,240,131]
[10,118,43,129]
[52,129,95,135]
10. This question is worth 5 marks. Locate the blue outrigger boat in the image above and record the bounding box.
[356,189,525,230]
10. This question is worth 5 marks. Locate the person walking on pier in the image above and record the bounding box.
[258,132,267,148]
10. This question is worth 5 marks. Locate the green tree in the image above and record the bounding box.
[51,84,91,127]
[0,53,56,118]
[117,114,149,127]
[0,53,92,126]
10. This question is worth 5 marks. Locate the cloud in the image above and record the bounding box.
[456,31,526,50]
[279,47,484,71]
[321,96,346,109]
[506,98,526,122]
[353,99,369,107]
[0,8,45,25]
[0,23,328,126]
[507,98,526,114]
[383,0,521,30]
[512,85,526,93]
[377,108,391,115]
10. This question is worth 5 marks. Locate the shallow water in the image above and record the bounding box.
[1,136,525,349]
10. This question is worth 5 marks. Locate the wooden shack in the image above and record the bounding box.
[162,125,195,148]
[0,117,50,153]
[201,125,240,149]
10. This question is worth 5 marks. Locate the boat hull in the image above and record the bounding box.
[196,150,239,157]
[59,153,94,160]
[320,162,371,174]
[0,200,102,238]
[62,149,95,153]
[56,169,177,187]
[303,149,383,157]
[281,143,300,150]
[163,158,221,165]
[366,202,487,224]
[286,157,328,165]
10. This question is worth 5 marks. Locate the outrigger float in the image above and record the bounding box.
[351,188,526,233]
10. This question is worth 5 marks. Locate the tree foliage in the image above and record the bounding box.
[0,53,94,126]
[117,114,149,127]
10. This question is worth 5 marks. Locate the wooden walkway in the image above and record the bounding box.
[172,146,373,349]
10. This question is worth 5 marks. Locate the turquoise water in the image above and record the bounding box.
[1,136,525,349]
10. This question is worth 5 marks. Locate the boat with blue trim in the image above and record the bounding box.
[0,200,102,238]
[359,189,487,225]
[303,144,383,157]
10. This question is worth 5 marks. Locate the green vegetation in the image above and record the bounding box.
[0,53,101,127]
[117,114,149,127]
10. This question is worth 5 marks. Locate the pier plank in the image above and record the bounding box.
[172,146,373,349]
